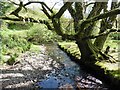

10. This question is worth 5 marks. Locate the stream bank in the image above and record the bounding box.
[58,42,120,90]
[0,44,109,90]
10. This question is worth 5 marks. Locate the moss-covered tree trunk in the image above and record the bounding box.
[94,2,118,50]
[76,38,99,62]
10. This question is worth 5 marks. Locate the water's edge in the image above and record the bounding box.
[58,44,120,90]
[38,44,109,90]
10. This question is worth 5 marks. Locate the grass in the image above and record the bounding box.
[29,44,41,53]
[58,39,120,79]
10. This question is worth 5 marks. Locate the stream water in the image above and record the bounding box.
[37,44,109,90]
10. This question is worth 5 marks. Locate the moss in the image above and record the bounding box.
[95,61,120,80]
[58,41,120,81]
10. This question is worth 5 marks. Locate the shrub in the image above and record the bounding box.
[7,22,33,30]
[1,30,31,55]
[27,24,62,44]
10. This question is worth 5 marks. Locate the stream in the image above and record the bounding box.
[37,44,109,90]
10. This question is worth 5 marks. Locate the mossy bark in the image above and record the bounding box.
[94,35,108,50]
[76,39,98,62]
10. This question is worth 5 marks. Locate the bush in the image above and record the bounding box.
[1,30,31,55]
[27,24,62,44]
[7,22,33,30]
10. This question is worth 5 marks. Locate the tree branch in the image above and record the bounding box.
[83,29,119,40]
[75,2,83,20]
[85,2,95,7]
[24,1,53,13]
[41,5,51,19]
[87,2,107,19]
[67,5,76,19]
[10,1,23,16]
[86,8,120,23]
[0,16,53,30]
[78,8,120,33]
[54,2,73,18]
[62,34,75,40]
[8,0,19,5]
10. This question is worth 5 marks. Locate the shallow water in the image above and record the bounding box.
[38,44,108,90]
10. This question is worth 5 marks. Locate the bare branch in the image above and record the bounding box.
[54,2,73,18]
[87,2,107,19]
[10,1,23,16]
[8,0,19,5]
[75,2,83,20]
[68,5,76,18]
[24,1,53,13]
[9,1,27,18]
[51,2,59,10]
[41,5,51,19]
[85,2,95,7]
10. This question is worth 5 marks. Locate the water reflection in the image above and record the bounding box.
[38,44,108,90]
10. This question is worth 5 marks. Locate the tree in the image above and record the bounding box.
[0,0,120,63]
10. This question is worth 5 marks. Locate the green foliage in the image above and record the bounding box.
[6,53,18,65]
[27,24,62,44]
[7,22,33,30]
[110,32,120,40]
[1,30,31,56]
[0,1,62,64]
[58,42,80,59]
[109,70,120,79]
[0,1,13,15]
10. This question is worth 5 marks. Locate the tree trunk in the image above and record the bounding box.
[76,39,98,62]
[94,35,108,50]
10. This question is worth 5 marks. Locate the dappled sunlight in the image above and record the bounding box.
[0,45,63,89]
[0,0,120,89]
[96,61,119,71]
[1,73,24,78]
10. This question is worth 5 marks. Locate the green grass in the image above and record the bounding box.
[1,29,31,64]
[29,44,41,53]
[0,4,62,65]
[58,39,120,79]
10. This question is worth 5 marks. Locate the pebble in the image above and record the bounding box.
[0,45,63,89]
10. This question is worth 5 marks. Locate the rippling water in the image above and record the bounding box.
[38,44,108,90]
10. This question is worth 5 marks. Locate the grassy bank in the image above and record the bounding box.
[58,40,120,88]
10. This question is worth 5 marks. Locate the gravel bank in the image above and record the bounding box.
[0,45,63,90]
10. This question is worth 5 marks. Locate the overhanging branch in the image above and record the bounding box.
[85,8,120,24]
[24,1,53,13]
[0,16,53,30]
[77,8,120,35]
[41,5,51,19]
[54,2,73,18]
[83,29,119,40]
[8,0,19,5]
[68,5,76,19]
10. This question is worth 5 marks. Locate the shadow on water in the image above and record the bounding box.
[38,44,109,90]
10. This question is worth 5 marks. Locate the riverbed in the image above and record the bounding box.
[0,44,109,90]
